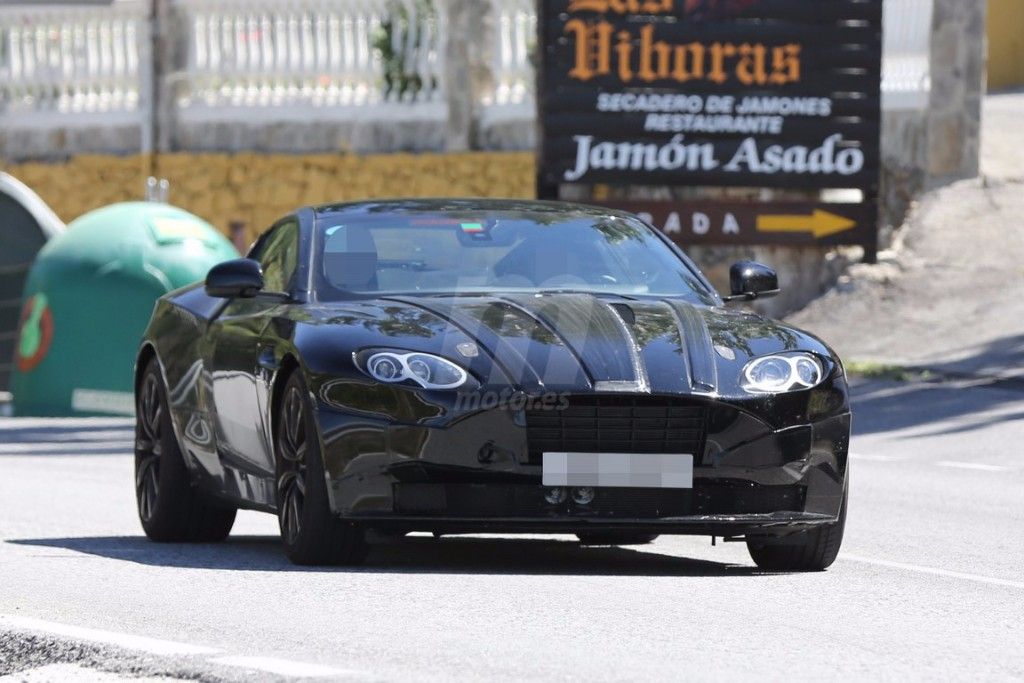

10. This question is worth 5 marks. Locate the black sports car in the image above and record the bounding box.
[134,199,850,570]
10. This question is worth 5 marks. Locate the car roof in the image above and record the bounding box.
[310,198,638,222]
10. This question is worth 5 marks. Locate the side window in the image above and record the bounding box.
[254,221,299,294]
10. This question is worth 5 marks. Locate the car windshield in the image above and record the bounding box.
[313,210,716,304]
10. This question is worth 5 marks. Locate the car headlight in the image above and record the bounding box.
[742,353,824,394]
[365,351,468,390]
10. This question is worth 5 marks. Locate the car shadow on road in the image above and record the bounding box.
[852,379,1024,437]
[8,535,768,577]
[850,332,1024,438]
[852,382,1024,438]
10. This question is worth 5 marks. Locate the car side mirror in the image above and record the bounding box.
[205,258,264,298]
[724,260,779,302]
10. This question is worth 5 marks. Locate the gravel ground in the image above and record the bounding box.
[0,630,228,682]
[787,91,1024,378]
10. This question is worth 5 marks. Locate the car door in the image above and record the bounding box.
[207,219,299,484]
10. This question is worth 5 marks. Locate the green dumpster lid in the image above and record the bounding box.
[11,202,238,417]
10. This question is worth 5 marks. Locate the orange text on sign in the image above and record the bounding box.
[564,21,802,86]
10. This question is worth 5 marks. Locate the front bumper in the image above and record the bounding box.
[355,512,838,537]
[315,395,850,536]
[359,483,838,537]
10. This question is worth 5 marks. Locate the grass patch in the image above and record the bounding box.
[844,361,936,382]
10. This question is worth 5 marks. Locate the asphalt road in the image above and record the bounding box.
[1,377,1022,681]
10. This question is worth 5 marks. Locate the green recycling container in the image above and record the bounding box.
[10,202,238,417]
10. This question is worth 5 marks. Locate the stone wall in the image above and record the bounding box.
[0,152,535,245]
[0,124,147,164]
[926,0,987,186]
[2,155,151,222]
[879,110,928,245]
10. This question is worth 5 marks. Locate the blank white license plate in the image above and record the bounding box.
[542,452,693,489]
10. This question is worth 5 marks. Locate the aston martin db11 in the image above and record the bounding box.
[134,199,850,569]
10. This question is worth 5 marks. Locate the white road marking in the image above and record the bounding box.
[0,418,132,430]
[2,429,134,443]
[842,555,1024,589]
[0,615,220,656]
[0,442,134,455]
[0,615,365,679]
[849,453,904,462]
[935,460,1013,472]
[0,664,181,682]
[210,655,361,678]
[849,455,1016,472]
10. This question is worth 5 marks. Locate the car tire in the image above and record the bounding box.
[275,370,367,566]
[746,487,847,572]
[135,359,236,542]
[576,532,659,546]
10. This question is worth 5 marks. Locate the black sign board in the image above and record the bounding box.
[536,0,883,249]
[590,199,877,246]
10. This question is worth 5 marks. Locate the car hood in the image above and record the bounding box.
[299,293,836,398]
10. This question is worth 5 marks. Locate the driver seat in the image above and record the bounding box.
[493,235,607,286]
[323,225,379,292]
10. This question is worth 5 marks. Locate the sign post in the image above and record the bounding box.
[535,0,883,255]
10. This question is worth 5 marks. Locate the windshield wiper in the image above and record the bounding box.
[377,259,430,271]
[408,289,641,300]
[535,288,638,300]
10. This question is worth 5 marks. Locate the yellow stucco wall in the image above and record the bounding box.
[1,151,536,243]
[988,0,1024,90]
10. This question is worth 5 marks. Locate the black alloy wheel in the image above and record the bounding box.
[746,487,848,572]
[274,370,367,566]
[135,372,163,523]
[276,385,309,547]
[134,359,236,542]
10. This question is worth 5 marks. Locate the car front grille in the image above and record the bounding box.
[524,394,708,465]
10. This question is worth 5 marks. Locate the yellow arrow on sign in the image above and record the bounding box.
[756,210,857,239]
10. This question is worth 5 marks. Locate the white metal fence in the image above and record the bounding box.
[173,0,446,122]
[882,0,933,110]
[0,0,152,143]
[482,0,535,125]
[0,0,933,152]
